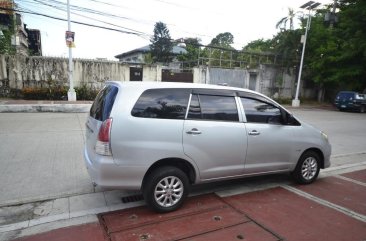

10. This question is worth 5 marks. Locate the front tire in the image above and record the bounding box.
[292,151,320,184]
[143,166,189,213]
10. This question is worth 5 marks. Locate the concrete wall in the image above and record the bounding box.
[197,65,295,99]
[0,55,300,99]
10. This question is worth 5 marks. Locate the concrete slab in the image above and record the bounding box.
[13,222,104,241]
[224,187,366,241]
[294,176,366,215]
[0,215,98,241]
[69,192,108,216]
[341,169,366,183]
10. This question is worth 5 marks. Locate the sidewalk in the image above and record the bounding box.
[1,166,365,241]
[0,100,92,113]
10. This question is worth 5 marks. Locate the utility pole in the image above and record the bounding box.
[292,1,321,107]
[67,0,76,101]
[330,0,337,28]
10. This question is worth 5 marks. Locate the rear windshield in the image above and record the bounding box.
[90,85,118,121]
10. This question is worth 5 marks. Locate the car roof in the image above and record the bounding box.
[105,81,267,98]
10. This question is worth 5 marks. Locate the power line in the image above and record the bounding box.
[29,0,149,35]
[1,7,149,36]
[24,0,217,42]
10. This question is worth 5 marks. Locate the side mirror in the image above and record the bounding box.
[287,114,301,126]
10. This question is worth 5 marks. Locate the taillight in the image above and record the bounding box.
[95,118,112,156]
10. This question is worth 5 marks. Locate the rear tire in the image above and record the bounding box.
[143,166,189,213]
[292,151,320,184]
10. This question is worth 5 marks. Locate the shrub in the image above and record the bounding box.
[22,87,67,100]
[74,85,99,100]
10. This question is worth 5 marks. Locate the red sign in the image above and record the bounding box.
[65,31,75,48]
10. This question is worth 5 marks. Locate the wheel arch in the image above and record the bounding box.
[301,148,325,168]
[142,158,197,190]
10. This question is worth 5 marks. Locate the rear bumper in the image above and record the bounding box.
[335,102,365,111]
[83,147,145,190]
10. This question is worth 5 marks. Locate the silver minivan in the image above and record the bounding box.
[84,81,331,212]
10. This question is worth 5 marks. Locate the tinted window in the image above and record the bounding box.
[90,85,118,121]
[188,94,239,122]
[241,98,282,124]
[131,89,190,119]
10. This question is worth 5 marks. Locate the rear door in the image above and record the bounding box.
[183,91,247,180]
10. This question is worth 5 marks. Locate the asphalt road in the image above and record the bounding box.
[0,109,365,207]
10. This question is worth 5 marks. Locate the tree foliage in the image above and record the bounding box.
[276,8,302,30]
[205,32,235,67]
[243,39,272,52]
[0,15,15,55]
[177,38,201,67]
[304,0,366,96]
[150,22,173,63]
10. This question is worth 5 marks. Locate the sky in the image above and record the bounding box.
[17,0,333,60]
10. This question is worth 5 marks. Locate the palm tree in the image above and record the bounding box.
[276,8,301,30]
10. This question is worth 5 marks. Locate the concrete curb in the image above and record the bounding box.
[0,104,91,113]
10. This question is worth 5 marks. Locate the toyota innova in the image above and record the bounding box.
[84,81,331,212]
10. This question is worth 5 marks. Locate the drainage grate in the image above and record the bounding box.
[121,194,144,204]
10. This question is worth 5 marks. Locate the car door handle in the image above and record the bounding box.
[186,128,202,135]
[248,130,260,136]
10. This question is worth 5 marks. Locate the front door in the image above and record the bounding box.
[240,97,295,174]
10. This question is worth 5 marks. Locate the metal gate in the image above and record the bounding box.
[162,69,193,83]
[130,67,143,81]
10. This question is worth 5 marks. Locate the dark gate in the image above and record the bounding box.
[162,69,193,83]
[130,67,143,81]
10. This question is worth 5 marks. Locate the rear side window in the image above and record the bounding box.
[188,94,239,122]
[131,89,190,119]
[90,85,118,121]
[241,98,282,124]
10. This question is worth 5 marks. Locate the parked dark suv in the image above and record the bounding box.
[334,91,366,113]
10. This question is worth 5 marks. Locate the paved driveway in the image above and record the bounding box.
[0,113,92,206]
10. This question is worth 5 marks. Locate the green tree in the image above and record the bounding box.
[272,29,302,69]
[206,32,235,67]
[150,22,173,63]
[276,8,302,30]
[243,39,272,52]
[177,37,201,67]
[0,15,15,55]
[303,0,366,100]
